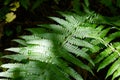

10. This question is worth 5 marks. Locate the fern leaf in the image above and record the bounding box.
[5,47,22,53]
[99,28,110,38]
[59,49,93,74]
[74,27,99,39]
[106,58,120,78]
[68,37,95,50]
[104,32,120,44]
[1,12,103,80]
[27,28,48,34]
[1,63,22,69]
[3,54,27,61]
[65,67,83,80]
[20,35,42,41]
[97,52,118,71]
[39,24,65,34]
[64,43,94,66]
[59,12,79,25]
[94,47,112,63]
[13,39,27,46]
[49,17,71,28]
[0,79,10,80]
[112,67,120,80]
[0,72,12,78]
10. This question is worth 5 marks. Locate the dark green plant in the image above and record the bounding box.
[0,10,120,79]
[0,12,96,80]
[1,0,120,80]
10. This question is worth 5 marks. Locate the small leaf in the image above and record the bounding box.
[97,52,118,71]
[112,67,120,80]
[13,39,27,46]
[1,63,22,69]
[94,47,112,63]
[5,12,16,23]
[0,72,12,78]
[10,1,20,11]
[5,47,22,53]
[60,49,93,74]
[106,58,120,78]
[64,43,94,66]
[66,67,83,80]
[3,54,27,61]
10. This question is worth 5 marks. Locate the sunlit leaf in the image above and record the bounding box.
[5,12,16,23]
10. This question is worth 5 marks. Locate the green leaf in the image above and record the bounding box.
[64,43,94,66]
[0,72,12,78]
[3,54,28,61]
[1,63,22,69]
[97,52,118,71]
[13,39,27,46]
[99,28,110,38]
[5,47,22,53]
[39,24,65,34]
[104,32,120,44]
[68,37,95,50]
[60,49,93,74]
[106,58,120,79]
[66,67,83,80]
[94,47,112,63]
[112,67,120,80]
[50,17,73,30]
[27,28,48,34]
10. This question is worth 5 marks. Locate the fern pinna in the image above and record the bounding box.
[94,31,120,80]
[0,12,120,80]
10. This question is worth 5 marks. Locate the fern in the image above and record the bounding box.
[0,12,100,80]
[1,10,120,80]
[95,42,120,80]
[94,30,120,80]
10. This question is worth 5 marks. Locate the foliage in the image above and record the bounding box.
[0,12,96,80]
[0,0,120,80]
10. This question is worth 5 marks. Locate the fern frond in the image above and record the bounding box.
[106,58,120,79]
[12,39,27,46]
[64,43,94,66]
[95,40,120,79]
[1,12,112,80]
[2,12,98,80]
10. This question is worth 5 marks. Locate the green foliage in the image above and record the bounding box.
[95,42,120,80]
[1,9,120,79]
[1,0,120,80]
[0,12,97,80]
